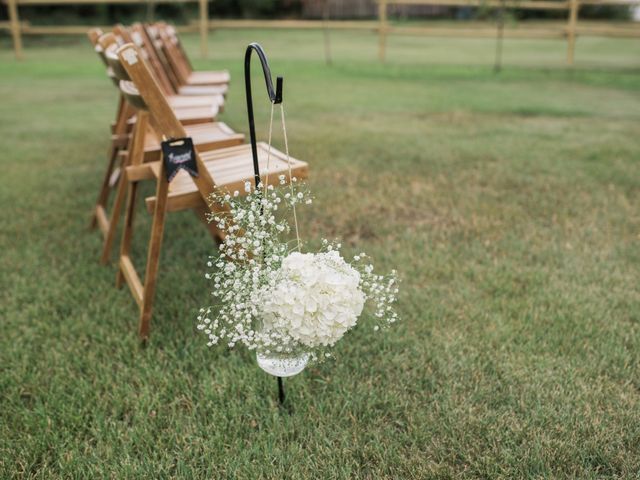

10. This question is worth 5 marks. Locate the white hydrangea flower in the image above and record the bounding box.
[260,251,365,348]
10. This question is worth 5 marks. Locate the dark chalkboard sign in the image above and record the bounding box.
[161,137,199,182]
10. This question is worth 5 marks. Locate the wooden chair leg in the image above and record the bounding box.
[91,95,129,231]
[116,179,138,289]
[100,154,130,265]
[90,144,119,231]
[138,171,169,340]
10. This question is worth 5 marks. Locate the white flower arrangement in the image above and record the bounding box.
[197,175,399,365]
[261,250,365,348]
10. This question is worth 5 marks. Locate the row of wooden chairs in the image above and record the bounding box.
[88,23,309,340]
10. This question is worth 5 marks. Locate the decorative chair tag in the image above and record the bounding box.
[161,137,199,182]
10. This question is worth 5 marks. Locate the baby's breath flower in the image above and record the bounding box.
[197,181,399,362]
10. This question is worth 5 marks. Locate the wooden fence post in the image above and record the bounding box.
[146,0,156,22]
[494,0,506,72]
[566,0,579,66]
[322,0,332,66]
[378,0,388,62]
[7,0,24,60]
[199,0,208,58]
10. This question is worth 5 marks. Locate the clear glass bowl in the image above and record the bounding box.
[256,351,309,377]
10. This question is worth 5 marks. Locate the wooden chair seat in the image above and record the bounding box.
[178,84,228,97]
[126,105,218,127]
[173,105,219,125]
[167,94,224,109]
[186,71,231,86]
[142,122,244,162]
[98,118,244,263]
[145,142,309,213]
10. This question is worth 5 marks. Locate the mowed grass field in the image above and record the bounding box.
[1,30,639,478]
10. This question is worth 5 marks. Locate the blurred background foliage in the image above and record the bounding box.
[0,0,632,26]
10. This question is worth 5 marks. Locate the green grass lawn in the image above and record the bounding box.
[1,30,639,478]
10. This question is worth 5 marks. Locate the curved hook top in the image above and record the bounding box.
[244,43,284,188]
[245,42,283,105]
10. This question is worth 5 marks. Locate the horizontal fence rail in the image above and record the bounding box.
[2,0,639,66]
[378,0,640,64]
[0,0,209,59]
[206,19,379,30]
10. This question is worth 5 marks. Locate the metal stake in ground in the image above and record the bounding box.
[244,42,287,406]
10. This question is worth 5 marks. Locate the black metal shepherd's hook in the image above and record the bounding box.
[244,42,283,189]
[244,43,286,407]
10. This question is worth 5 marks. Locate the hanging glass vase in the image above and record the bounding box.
[256,350,309,377]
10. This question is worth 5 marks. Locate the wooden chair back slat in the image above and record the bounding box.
[128,23,176,96]
[87,28,103,47]
[162,23,194,73]
[104,43,131,81]
[156,26,191,85]
[147,24,189,87]
[113,24,135,48]
[97,32,118,51]
[119,80,148,111]
[87,28,108,66]
[142,23,182,92]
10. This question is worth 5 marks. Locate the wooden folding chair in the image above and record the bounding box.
[151,22,230,87]
[115,43,309,339]
[87,29,130,158]
[112,26,227,111]
[96,43,245,265]
[158,23,229,87]
[88,30,137,232]
[127,23,228,98]
[90,31,229,239]
[99,32,223,130]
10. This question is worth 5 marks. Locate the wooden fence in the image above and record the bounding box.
[377,0,640,64]
[0,0,210,59]
[2,0,639,65]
